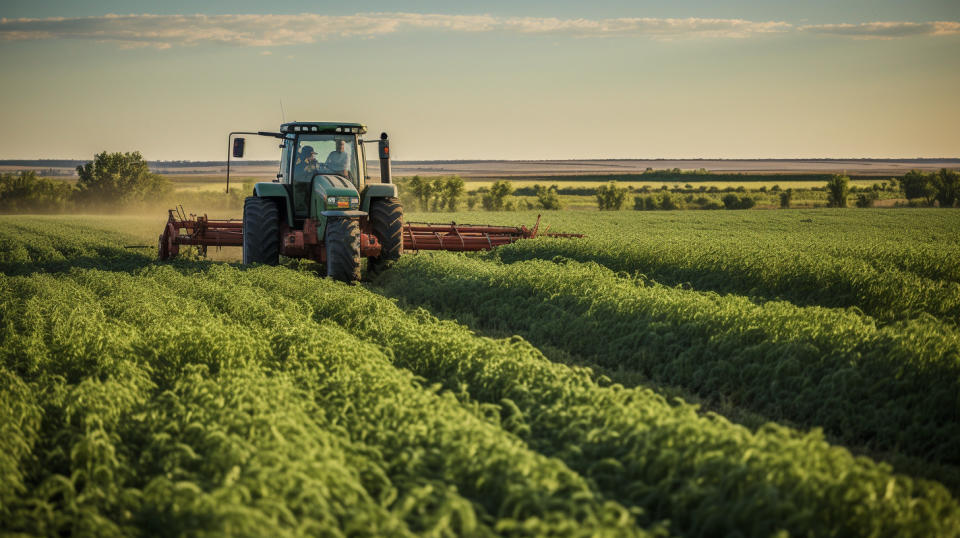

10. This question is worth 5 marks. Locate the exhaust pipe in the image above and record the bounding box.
[378,132,391,184]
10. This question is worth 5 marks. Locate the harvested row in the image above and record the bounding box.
[240,264,960,537]
[0,268,656,536]
[378,253,960,466]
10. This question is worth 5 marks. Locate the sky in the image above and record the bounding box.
[1,1,958,161]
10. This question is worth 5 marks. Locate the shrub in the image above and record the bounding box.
[659,193,679,210]
[855,191,879,208]
[899,170,935,204]
[534,184,563,210]
[826,174,850,208]
[440,176,465,211]
[779,189,792,209]
[596,181,627,210]
[0,171,74,212]
[407,175,435,211]
[932,169,960,208]
[722,194,756,210]
[481,180,514,211]
[633,195,657,210]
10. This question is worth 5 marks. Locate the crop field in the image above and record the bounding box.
[2,209,959,536]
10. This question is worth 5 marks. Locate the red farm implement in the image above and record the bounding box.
[158,207,581,261]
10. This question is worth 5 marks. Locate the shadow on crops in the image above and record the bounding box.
[0,249,241,278]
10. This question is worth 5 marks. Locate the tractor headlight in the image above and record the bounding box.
[326,196,357,209]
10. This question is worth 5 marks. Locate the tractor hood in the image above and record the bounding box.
[313,174,361,214]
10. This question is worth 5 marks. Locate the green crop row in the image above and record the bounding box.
[491,236,960,326]
[376,253,960,467]
[233,265,960,536]
[408,209,960,323]
[3,215,960,536]
[0,266,658,536]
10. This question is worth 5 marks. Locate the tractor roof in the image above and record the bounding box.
[280,122,367,135]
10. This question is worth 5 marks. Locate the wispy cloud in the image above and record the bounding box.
[800,21,960,39]
[0,13,956,49]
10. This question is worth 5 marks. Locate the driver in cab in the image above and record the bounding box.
[324,140,351,177]
[295,146,319,182]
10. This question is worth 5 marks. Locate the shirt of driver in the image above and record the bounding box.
[324,150,350,175]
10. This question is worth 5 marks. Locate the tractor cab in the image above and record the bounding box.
[277,122,367,219]
[278,122,366,188]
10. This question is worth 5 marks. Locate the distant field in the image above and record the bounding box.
[166,176,885,193]
[6,157,958,181]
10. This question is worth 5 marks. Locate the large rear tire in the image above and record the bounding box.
[242,197,281,265]
[367,197,404,274]
[325,217,360,282]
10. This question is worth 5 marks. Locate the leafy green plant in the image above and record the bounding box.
[75,151,171,205]
[826,174,850,208]
[596,181,627,210]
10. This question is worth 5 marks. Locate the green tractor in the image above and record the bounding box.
[236,122,402,281]
[157,121,581,280]
[159,121,402,282]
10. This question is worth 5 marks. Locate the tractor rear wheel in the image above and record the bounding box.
[325,217,360,282]
[367,197,403,274]
[242,197,281,265]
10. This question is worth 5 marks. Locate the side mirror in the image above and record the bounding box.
[378,133,389,159]
[232,137,245,158]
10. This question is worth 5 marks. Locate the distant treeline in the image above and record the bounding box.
[0,159,279,170]
[506,171,889,183]
[0,152,248,213]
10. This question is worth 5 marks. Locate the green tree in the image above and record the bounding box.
[407,175,435,211]
[440,176,465,211]
[534,184,563,210]
[826,174,850,208]
[0,171,74,212]
[779,189,792,209]
[898,170,935,205]
[596,181,627,210]
[75,151,170,204]
[932,168,960,208]
[430,178,445,211]
[482,180,514,211]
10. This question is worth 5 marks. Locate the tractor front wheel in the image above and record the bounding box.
[367,197,404,274]
[242,197,281,265]
[325,217,361,282]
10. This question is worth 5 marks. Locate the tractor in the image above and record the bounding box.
[157,121,580,281]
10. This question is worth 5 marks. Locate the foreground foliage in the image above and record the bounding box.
[2,214,959,536]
